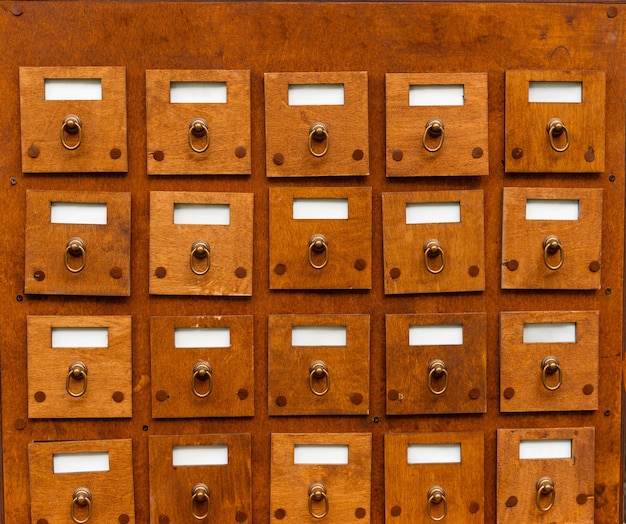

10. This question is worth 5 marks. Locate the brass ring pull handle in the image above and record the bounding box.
[71,487,92,524]
[424,239,445,274]
[308,234,329,270]
[61,114,83,150]
[541,356,563,391]
[308,482,329,519]
[427,359,449,395]
[427,486,447,522]
[191,483,210,520]
[190,240,211,276]
[65,237,87,273]
[536,477,556,512]
[546,118,570,153]
[309,360,330,396]
[189,118,210,153]
[192,361,213,398]
[66,361,88,398]
[422,118,445,153]
[543,235,564,271]
[308,122,330,157]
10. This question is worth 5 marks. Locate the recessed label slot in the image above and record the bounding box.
[51,327,109,348]
[44,78,103,101]
[526,199,579,221]
[288,84,345,106]
[293,198,349,220]
[519,439,572,459]
[170,81,227,103]
[407,443,462,464]
[50,202,108,225]
[523,322,576,343]
[528,81,582,103]
[409,325,463,346]
[172,445,229,466]
[294,444,349,464]
[174,327,231,348]
[292,326,347,346]
[406,202,461,224]
[173,204,230,225]
[409,84,464,106]
[53,452,110,473]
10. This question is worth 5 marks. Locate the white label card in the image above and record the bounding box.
[288,84,345,106]
[50,202,108,225]
[409,325,463,346]
[294,445,349,465]
[407,443,462,464]
[406,202,461,224]
[173,204,230,225]
[170,81,227,103]
[409,84,464,106]
[174,327,231,348]
[44,78,103,101]
[525,199,580,221]
[51,327,109,348]
[528,81,582,103]
[293,198,349,220]
[519,439,572,459]
[172,445,229,466]
[292,326,347,346]
[523,322,576,343]
[53,452,110,473]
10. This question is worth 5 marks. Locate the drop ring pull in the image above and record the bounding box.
[190,483,210,520]
[543,235,564,271]
[308,234,329,269]
[192,361,213,398]
[309,360,330,396]
[428,359,449,395]
[424,239,445,274]
[541,356,563,391]
[66,361,88,398]
[71,487,92,524]
[308,483,329,519]
[308,122,330,157]
[427,486,448,521]
[536,477,556,512]
[423,118,445,153]
[190,240,211,276]
[65,237,87,273]
[546,118,570,153]
[189,118,210,153]
[61,114,83,150]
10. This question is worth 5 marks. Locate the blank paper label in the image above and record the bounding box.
[50,202,108,225]
[294,445,349,465]
[528,81,582,103]
[51,327,109,348]
[526,199,579,221]
[174,327,231,348]
[407,443,462,464]
[173,204,230,225]
[292,326,347,346]
[293,199,349,220]
[44,78,102,101]
[172,445,229,466]
[170,82,227,103]
[288,84,345,106]
[53,452,110,473]
[523,322,576,343]
[520,439,572,459]
[409,325,463,346]
[406,202,461,224]
[409,84,464,106]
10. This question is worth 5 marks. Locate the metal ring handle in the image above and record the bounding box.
[308,483,329,519]
[71,488,92,524]
[192,361,213,398]
[189,118,210,153]
[541,356,563,391]
[422,118,445,152]
[309,360,330,396]
[191,483,210,520]
[546,118,570,153]
[61,114,83,150]
[190,240,211,276]
[543,235,564,271]
[66,361,88,398]
[428,359,448,395]
[65,237,87,273]
[308,234,329,269]
[308,122,330,157]
[427,486,447,522]
[424,239,445,274]
[536,477,556,512]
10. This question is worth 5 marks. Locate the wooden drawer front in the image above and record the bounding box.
[497,427,594,523]
[149,434,251,523]
[500,311,599,412]
[146,69,251,175]
[385,432,484,523]
[505,70,605,173]
[268,315,370,416]
[149,191,253,296]
[271,433,371,522]
[29,439,134,523]
[501,187,602,289]
[386,73,488,177]
[24,190,131,296]
[265,71,369,177]
[20,66,127,173]
[386,313,486,415]
[151,316,254,418]
[383,190,485,294]
[27,316,132,419]
[269,187,372,289]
